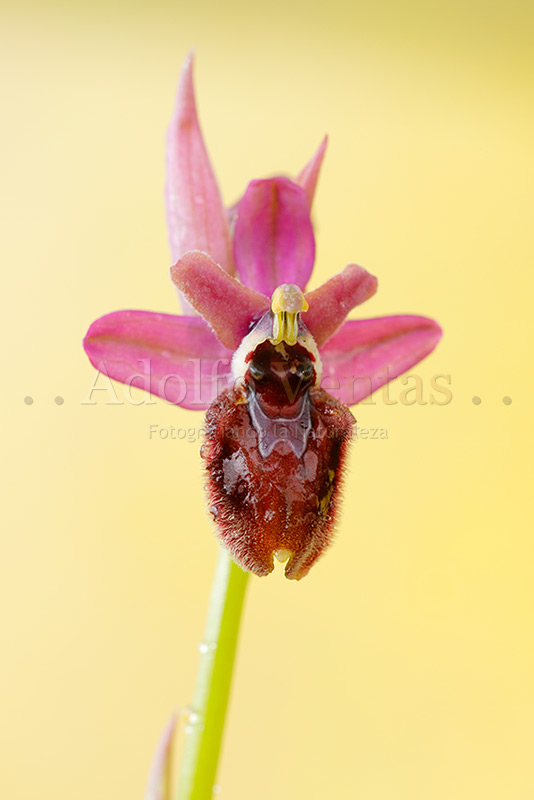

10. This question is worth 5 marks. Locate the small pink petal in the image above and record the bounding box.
[83,310,233,410]
[233,177,315,296]
[171,251,269,349]
[295,136,327,209]
[144,713,177,800]
[319,315,442,406]
[165,53,234,287]
[304,264,378,346]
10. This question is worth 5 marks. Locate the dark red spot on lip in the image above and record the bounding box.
[245,339,316,414]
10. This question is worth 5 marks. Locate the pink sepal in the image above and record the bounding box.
[83,310,233,410]
[320,315,443,406]
[165,52,234,291]
[295,136,327,209]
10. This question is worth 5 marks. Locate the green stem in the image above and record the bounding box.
[176,548,249,800]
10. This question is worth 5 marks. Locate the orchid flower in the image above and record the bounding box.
[84,53,442,798]
[84,53,441,579]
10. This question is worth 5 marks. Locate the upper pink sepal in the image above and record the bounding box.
[295,136,327,209]
[171,250,269,349]
[233,176,316,296]
[144,713,177,800]
[304,264,378,346]
[319,315,443,406]
[165,53,234,278]
[83,310,233,410]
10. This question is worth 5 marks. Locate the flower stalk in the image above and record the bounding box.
[176,548,249,800]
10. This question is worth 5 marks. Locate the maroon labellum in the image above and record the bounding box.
[202,285,355,580]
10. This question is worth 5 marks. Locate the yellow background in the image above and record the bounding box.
[2,1,533,797]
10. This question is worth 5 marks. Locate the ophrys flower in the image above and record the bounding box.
[84,53,441,579]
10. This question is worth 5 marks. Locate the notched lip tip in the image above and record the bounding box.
[274,548,292,564]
